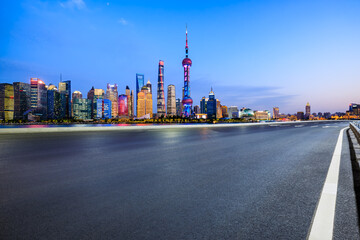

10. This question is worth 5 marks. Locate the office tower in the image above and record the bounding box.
[305,102,311,119]
[30,78,47,120]
[193,105,200,114]
[59,80,71,119]
[47,84,61,120]
[157,60,166,117]
[227,106,239,119]
[273,107,280,119]
[0,83,14,121]
[136,74,145,116]
[200,97,208,114]
[254,111,271,120]
[216,100,222,119]
[146,80,152,94]
[88,87,105,119]
[176,98,182,117]
[13,82,30,120]
[72,98,91,120]
[137,86,153,119]
[106,83,118,118]
[72,91,82,100]
[118,94,128,117]
[167,84,176,117]
[182,27,193,117]
[207,88,217,119]
[125,86,134,117]
[221,105,228,118]
[297,111,305,120]
[349,103,360,115]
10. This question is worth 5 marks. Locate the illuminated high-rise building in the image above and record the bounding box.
[13,82,30,120]
[305,102,311,119]
[221,105,228,118]
[216,100,222,119]
[125,86,134,117]
[157,60,166,117]
[136,74,145,116]
[106,83,118,118]
[30,78,47,120]
[273,107,280,119]
[207,88,217,119]
[0,83,14,121]
[146,80,152,94]
[72,96,91,120]
[72,91,82,100]
[176,98,182,117]
[118,94,128,117]
[167,84,176,117]
[182,27,193,117]
[88,87,104,119]
[47,84,61,120]
[59,80,71,119]
[137,86,153,119]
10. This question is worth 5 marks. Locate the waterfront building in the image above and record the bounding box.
[239,108,254,120]
[13,82,30,120]
[176,98,182,117]
[106,84,118,118]
[146,80,152,94]
[0,83,14,121]
[30,78,47,120]
[318,112,323,118]
[305,102,311,119]
[297,111,305,120]
[103,99,112,119]
[125,86,134,117]
[221,105,228,118]
[167,84,176,117]
[182,27,193,117]
[137,86,153,119]
[228,106,239,119]
[324,112,331,119]
[72,98,91,120]
[273,107,280,119]
[216,100,222,119]
[157,60,166,117]
[254,110,271,120]
[207,89,217,119]
[59,80,71,119]
[118,94,128,117]
[349,103,360,115]
[47,84,61,119]
[200,97,208,114]
[193,105,200,114]
[88,88,105,119]
[136,74,145,116]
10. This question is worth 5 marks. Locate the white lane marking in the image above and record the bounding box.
[295,125,304,128]
[311,126,319,128]
[307,127,347,240]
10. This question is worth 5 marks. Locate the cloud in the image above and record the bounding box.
[60,0,86,10]
[117,18,128,25]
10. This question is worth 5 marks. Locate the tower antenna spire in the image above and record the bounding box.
[185,25,188,58]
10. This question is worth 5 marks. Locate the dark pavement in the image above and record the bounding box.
[0,121,358,239]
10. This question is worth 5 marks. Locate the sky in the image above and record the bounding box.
[1,0,360,114]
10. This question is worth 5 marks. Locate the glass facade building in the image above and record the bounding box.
[13,82,30,120]
[118,94,128,117]
[30,78,47,120]
[0,83,15,121]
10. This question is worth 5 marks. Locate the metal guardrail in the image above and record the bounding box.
[350,121,360,143]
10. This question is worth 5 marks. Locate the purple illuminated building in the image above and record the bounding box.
[182,27,193,117]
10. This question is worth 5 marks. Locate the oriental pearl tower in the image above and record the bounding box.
[182,26,193,117]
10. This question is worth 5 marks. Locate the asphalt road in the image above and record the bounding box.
[0,121,358,239]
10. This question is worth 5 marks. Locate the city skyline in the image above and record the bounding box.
[1,0,360,113]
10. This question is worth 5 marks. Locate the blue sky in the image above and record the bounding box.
[1,0,360,113]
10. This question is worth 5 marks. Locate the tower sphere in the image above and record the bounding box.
[182,58,192,66]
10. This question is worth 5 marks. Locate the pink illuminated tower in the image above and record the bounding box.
[181,26,193,117]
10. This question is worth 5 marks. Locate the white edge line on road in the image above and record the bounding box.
[307,127,348,240]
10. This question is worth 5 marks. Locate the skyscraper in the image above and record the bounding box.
[157,60,166,117]
[200,97,208,114]
[125,86,134,118]
[30,78,47,120]
[72,91,82,100]
[47,84,61,120]
[273,107,279,119]
[176,98,181,117]
[0,83,14,121]
[146,80,152,94]
[88,87,104,119]
[136,74,145,117]
[137,86,153,119]
[72,97,91,120]
[167,84,176,117]
[106,83,118,118]
[182,27,193,117]
[216,99,222,119]
[305,102,311,119]
[13,82,30,120]
[59,80,71,119]
[207,88,217,119]
[118,94,128,117]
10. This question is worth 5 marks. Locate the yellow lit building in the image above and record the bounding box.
[0,83,14,121]
[137,86,153,119]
